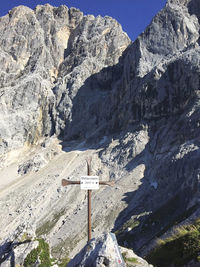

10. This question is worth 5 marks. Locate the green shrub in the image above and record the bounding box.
[122,251,138,264]
[24,247,38,266]
[126,257,138,263]
[24,239,53,267]
[146,219,200,267]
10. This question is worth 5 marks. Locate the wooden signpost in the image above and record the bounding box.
[61,158,114,242]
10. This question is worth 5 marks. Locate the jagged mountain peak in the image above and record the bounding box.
[167,0,200,20]
[0,4,130,156]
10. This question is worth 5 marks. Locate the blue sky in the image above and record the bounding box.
[0,0,167,40]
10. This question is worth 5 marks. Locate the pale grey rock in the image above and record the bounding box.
[120,246,153,267]
[52,0,200,142]
[0,240,38,267]
[52,14,131,139]
[68,233,152,267]
[0,4,130,161]
[18,154,47,175]
[107,1,200,129]
[0,0,199,154]
[0,223,37,267]
[67,233,122,267]
[0,0,200,266]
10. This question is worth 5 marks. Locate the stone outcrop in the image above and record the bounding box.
[1,0,199,153]
[0,0,200,266]
[0,223,37,267]
[68,233,152,267]
[0,4,130,159]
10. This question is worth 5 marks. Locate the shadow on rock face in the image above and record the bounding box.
[188,0,200,22]
[113,113,200,255]
[0,240,31,266]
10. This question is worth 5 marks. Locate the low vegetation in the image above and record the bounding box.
[146,218,200,267]
[24,238,71,267]
[24,238,53,267]
[122,251,138,265]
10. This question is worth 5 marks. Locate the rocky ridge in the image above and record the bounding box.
[0,3,130,158]
[67,233,152,267]
[0,0,200,266]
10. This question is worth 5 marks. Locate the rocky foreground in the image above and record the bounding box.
[67,233,152,267]
[0,0,200,266]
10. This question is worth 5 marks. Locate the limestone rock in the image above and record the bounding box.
[52,14,131,139]
[0,223,37,267]
[120,246,153,267]
[0,0,200,266]
[51,0,200,141]
[0,4,130,159]
[0,240,38,267]
[68,233,151,267]
[107,0,200,130]
[18,154,47,175]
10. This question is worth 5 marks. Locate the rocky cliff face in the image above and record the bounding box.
[0,0,200,266]
[0,4,130,158]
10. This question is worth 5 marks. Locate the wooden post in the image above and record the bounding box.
[88,189,92,242]
[61,158,114,243]
[87,158,92,242]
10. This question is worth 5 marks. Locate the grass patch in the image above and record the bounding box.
[126,257,138,263]
[24,239,53,267]
[122,252,138,265]
[146,218,200,267]
[24,237,71,267]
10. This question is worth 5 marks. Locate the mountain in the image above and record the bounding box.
[0,0,200,266]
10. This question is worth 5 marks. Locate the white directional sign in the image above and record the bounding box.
[80,176,99,190]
